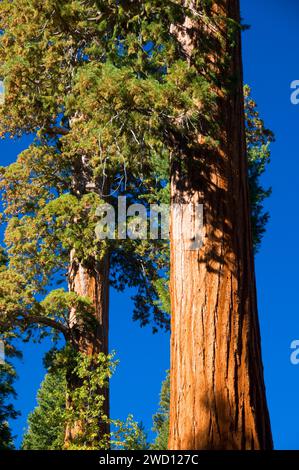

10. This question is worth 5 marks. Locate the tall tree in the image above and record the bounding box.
[169,1,272,449]
[0,0,171,446]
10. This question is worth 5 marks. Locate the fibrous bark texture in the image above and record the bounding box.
[169,0,273,450]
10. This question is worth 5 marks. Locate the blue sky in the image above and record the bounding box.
[241,0,299,449]
[1,0,299,450]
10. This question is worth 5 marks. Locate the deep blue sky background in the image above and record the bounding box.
[1,0,298,450]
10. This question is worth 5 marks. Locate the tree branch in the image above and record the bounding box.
[24,315,69,339]
[44,126,70,137]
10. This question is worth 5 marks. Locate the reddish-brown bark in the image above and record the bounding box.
[169,0,273,450]
[63,137,110,446]
[64,252,110,446]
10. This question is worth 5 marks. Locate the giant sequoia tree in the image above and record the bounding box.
[152,82,273,450]
[168,1,273,449]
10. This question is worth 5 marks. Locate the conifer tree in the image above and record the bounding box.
[22,369,66,450]
[0,0,213,447]
[22,362,148,450]
[152,83,273,449]
[168,1,273,449]
[0,0,175,446]
[0,361,17,450]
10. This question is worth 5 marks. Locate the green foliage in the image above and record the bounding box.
[112,416,148,450]
[151,372,170,450]
[0,0,234,336]
[244,85,274,251]
[153,278,170,317]
[65,351,114,450]
[0,0,181,335]
[0,360,18,450]
[23,350,148,450]
[22,368,66,450]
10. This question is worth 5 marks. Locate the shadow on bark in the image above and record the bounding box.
[191,393,261,450]
[168,1,273,451]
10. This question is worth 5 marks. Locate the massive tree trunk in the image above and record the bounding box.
[169,0,273,450]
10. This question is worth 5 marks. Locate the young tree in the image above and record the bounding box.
[0,332,20,451]
[22,368,66,450]
[169,1,273,449]
[244,85,273,252]
[22,350,116,450]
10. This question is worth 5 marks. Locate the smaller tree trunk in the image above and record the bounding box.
[64,252,110,447]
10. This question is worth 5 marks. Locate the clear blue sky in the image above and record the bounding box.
[1,0,299,450]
